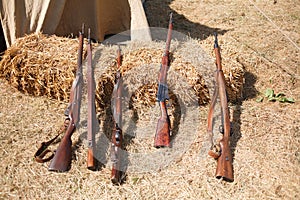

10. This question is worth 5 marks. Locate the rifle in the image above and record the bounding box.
[111,47,124,184]
[207,33,233,182]
[154,13,173,148]
[86,28,96,170]
[48,25,84,172]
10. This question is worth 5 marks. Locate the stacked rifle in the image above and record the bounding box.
[34,14,234,184]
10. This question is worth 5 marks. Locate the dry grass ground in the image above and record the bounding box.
[0,0,299,199]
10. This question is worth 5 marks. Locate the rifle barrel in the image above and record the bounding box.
[164,12,173,56]
[87,28,96,170]
[214,33,222,71]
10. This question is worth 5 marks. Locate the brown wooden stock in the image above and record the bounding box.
[111,48,123,184]
[48,27,84,172]
[210,37,234,182]
[111,126,123,184]
[87,29,96,170]
[154,13,173,148]
[48,119,75,172]
[154,101,171,147]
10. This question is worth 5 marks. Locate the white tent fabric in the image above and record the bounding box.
[0,0,133,47]
[128,0,151,41]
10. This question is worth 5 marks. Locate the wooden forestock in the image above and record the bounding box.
[48,26,84,172]
[111,48,123,184]
[87,29,96,170]
[213,34,234,182]
[154,13,173,148]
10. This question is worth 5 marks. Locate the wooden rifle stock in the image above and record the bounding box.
[111,124,123,184]
[154,13,173,148]
[111,47,123,184]
[48,25,84,172]
[48,119,75,172]
[87,28,96,170]
[208,33,233,182]
[155,101,171,147]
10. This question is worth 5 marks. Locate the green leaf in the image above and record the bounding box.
[265,88,274,98]
[277,97,295,103]
[256,96,264,102]
[285,97,295,103]
[278,97,287,102]
[268,96,277,102]
[275,92,285,98]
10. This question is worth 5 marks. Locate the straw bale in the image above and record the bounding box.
[93,39,244,121]
[0,33,243,106]
[0,32,83,101]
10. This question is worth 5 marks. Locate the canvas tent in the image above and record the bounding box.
[0,0,151,48]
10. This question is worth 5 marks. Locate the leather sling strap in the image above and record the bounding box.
[207,70,222,159]
[34,118,70,163]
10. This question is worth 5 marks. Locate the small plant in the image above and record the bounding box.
[256,88,295,103]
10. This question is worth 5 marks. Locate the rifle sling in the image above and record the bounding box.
[208,71,219,145]
[34,118,70,163]
[208,69,232,158]
[207,70,223,158]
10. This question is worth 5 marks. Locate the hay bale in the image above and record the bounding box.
[0,33,244,107]
[222,57,245,103]
[93,45,207,122]
[94,39,244,122]
[0,32,82,101]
